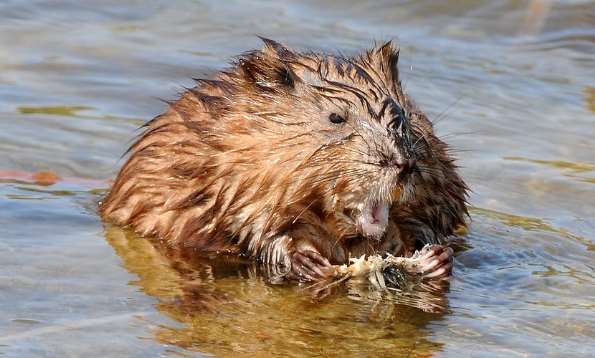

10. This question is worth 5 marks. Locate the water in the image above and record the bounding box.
[1,1,594,356]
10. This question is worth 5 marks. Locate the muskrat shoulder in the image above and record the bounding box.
[100,38,468,281]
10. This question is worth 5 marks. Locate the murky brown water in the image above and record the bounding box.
[1,1,594,356]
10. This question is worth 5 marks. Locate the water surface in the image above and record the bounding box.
[1,1,594,356]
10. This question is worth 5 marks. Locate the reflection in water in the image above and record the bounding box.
[585,86,595,114]
[104,225,448,356]
[504,156,595,173]
[17,105,146,126]
[471,207,595,253]
[504,156,595,187]
[18,105,93,117]
[518,0,553,38]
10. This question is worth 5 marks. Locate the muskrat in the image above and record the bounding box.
[100,38,468,282]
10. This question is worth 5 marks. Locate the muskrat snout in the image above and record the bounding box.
[385,157,415,172]
[397,158,417,179]
[380,155,417,179]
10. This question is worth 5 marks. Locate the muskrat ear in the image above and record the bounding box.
[258,37,298,62]
[238,38,299,91]
[369,41,400,92]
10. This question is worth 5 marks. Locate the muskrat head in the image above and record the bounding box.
[213,39,447,240]
[289,46,432,240]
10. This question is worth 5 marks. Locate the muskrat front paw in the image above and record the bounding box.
[416,245,453,280]
[289,250,332,282]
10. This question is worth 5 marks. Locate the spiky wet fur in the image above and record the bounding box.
[100,39,468,271]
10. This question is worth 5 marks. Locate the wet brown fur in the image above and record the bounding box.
[100,39,468,273]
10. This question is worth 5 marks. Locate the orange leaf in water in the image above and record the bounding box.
[32,171,60,186]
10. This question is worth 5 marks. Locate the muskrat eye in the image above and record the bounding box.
[329,113,346,124]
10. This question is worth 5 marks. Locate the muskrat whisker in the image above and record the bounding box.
[411,132,430,152]
[430,95,463,127]
[302,169,369,187]
[438,130,480,140]
[291,199,319,224]
[346,122,373,155]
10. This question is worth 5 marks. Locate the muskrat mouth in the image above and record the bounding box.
[357,200,390,239]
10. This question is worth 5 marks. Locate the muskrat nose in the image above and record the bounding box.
[390,158,416,175]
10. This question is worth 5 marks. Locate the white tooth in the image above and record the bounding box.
[357,201,389,238]
[377,202,389,227]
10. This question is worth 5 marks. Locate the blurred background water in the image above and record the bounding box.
[0,0,594,356]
